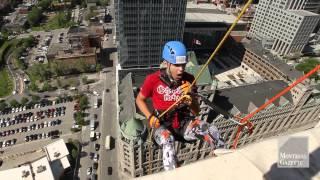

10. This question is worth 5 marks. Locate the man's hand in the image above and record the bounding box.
[149,115,160,128]
[180,81,191,95]
[180,94,192,106]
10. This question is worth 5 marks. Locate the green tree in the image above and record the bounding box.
[296,59,320,80]
[29,82,39,92]
[21,36,35,48]
[96,63,102,72]
[0,101,8,111]
[79,95,88,110]
[10,99,20,107]
[98,0,109,6]
[27,7,43,27]
[38,0,52,10]
[31,95,41,103]
[81,76,88,84]
[20,97,29,105]
[76,58,89,72]
[42,81,51,92]
[71,149,78,159]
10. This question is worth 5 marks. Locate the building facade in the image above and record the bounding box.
[304,0,320,14]
[117,72,320,178]
[248,0,320,56]
[114,0,187,68]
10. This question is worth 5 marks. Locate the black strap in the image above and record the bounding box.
[159,69,181,89]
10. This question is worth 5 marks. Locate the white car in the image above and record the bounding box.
[95,132,101,139]
[87,167,92,175]
[93,153,99,162]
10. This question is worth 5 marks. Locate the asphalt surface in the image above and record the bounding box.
[0,100,75,170]
[78,69,119,180]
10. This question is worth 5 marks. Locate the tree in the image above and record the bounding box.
[79,95,88,110]
[20,97,29,105]
[57,79,62,88]
[71,149,78,159]
[82,76,88,84]
[10,99,20,107]
[96,63,102,72]
[27,7,43,27]
[29,82,39,92]
[296,58,320,80]
[98,0,109,6]
[0,101,8,111]
[76,58,89,73]
[42,81,51,92]
[31,95,41,103]
[38,0,52,11]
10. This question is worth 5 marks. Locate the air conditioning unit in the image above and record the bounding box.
[54,152,61,157]
[21,170,30,177]
[36,165,46,173]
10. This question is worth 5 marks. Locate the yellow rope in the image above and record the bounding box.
[158,0,253,120]
[148,0,253,174]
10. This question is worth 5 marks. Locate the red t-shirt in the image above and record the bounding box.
[140,70,195,129]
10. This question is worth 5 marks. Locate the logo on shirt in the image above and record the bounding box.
[157,85,182,101]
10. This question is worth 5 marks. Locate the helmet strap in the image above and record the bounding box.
[159,63,181,88]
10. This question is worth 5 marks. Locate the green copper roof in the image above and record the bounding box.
[120,117,146,138]
[186,51,213,85]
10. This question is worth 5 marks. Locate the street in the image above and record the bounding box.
[78,69,119,180]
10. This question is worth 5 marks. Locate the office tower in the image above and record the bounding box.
[248,0,320,56]
[304,0,320,14]
[115,0,187,68]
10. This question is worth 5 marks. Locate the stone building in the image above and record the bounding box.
[117,52,320,179]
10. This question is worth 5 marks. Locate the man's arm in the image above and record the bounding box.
[136,92,152,119]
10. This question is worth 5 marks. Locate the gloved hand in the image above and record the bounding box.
[149,115,160,128]
[180,81,191,95]
[180,94,192,106]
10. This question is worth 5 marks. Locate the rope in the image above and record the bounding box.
[232,65,320,149]
[158,0,253,120]
[147,0,254,174]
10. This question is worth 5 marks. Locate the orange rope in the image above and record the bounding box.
[232,65,320,149]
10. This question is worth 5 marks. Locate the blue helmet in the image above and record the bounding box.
[162,41,187,64]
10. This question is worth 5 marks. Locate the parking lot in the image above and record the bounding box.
[0,99,75,153]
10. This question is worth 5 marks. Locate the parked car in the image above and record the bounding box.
[95,143,100,151]
[87,167,92,176]
[108,167,112,175]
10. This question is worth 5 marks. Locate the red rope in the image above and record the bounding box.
[232,65,320,149]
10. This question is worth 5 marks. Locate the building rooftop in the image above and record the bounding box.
[243,40,303,81]
[186,51,212,86]
[213,80,293,114]
[0,164,32,180]
[118,73,137,124]
[120,117,146,139]
[138,126,320,180]
[186,2,246,24]
[31,157,55,180]
[44,139,69,162]
[288,10,320,16]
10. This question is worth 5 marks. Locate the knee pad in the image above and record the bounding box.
[154,127,175,146]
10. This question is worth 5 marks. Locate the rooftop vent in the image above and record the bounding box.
[36,165,46,173]
[21,170,30,177]
[54,152,61,157]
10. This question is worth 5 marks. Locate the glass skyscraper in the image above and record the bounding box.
[115,0,187,68]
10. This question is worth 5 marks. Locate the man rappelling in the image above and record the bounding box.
[136,41,224,170]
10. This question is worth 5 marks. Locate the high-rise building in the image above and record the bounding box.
[114,0,187,68]
[248,0,320,56]
[304,0,320,14]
